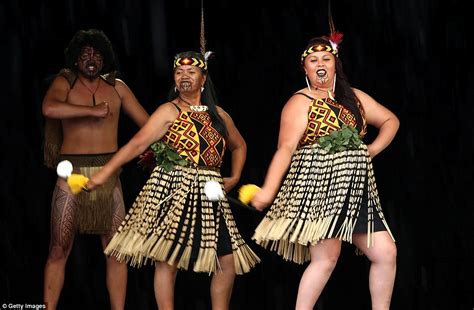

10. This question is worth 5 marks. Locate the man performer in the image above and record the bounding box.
[42,29,149,310]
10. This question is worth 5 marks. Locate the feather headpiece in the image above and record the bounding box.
[300,1,344,62]
[173,1,211,71]
[200,1,214,63]
[327,1,343,54]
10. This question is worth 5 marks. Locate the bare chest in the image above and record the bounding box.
[68,83,121,114]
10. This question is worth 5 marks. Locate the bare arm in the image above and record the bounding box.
[42,76,108,119]
[217,107,247,192]
[354,88,399,157]
[251,95,309,210]
[87,103,178,189]
[115,79,150,127]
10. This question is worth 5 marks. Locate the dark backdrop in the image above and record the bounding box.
[1,0,472,309]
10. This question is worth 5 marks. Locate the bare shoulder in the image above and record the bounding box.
[152,101,180,118]
[43,75,71,102]
[352,87,379,103]
[215,105,226,114]
[113,78,130,91]
[112,79,139,104]
[159,101,179,110]
[283,92,312,113]
[295,87,312,96]
[50,75,72,89]
[215,105,231,119]
[352,87,382,108]
[114,78,127,86]
[352,87,397,126]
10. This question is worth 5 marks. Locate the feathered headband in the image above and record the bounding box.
[173,1,213,71]
[300,31,344,63]
[301,1,344,63]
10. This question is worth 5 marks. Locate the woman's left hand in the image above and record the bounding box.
[223,176,239,193]
[250,188,275,211]
[367,144,379,159]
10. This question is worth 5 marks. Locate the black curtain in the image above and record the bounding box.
[1,0,472,309]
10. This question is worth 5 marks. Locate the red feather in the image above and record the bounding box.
[329,31,344,44]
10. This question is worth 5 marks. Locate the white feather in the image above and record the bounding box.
[204,51,214,61]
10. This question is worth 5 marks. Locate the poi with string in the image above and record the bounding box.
[56,160,90,194]
[202,180,259,211]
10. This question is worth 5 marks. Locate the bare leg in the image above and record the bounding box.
[353,231,397,310]
[210,254,236,310]
[295,238,342,310]
[101,181,127,310]
[154,262,178,310]
[44,181,77,310]
[101,251,127,310]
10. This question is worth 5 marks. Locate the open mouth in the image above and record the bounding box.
[180,81,191,90]
[316,69,327,77]
[85,61,97,71]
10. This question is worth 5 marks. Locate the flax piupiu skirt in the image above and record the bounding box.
[104,165,260,274]
[253,143,394,264]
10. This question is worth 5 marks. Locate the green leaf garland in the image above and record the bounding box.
[150,141,188,172]
[317,125,362,153]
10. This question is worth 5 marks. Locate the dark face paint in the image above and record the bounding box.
[77,46,104,79]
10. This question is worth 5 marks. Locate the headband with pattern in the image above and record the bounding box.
[301,43,338,63]
[173,57,207,70]
[301,1,344,63]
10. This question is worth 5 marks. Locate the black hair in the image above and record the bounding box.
[168,51,228,137]
[64,29,116,73]
[303,37,364,133]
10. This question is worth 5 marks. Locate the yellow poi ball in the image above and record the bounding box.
[238,184,261,205]
[67,173,90,195]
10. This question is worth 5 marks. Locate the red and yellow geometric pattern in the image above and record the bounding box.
[161,111,226,167]
[174,57,207,70]
[301,44,338,63]
[299,97,358,146]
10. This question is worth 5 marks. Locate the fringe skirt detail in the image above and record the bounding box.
[104,165,260,274]
[252,143,394,264]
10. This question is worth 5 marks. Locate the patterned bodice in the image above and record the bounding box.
[161,110,226,167]
[298,94,366,147]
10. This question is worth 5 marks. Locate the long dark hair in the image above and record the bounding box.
[64,29,116,73]
[303,37,364,133]
[168,51,228,137]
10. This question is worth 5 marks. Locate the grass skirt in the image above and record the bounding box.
[104,165,260,274]
[253,143,394,264]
